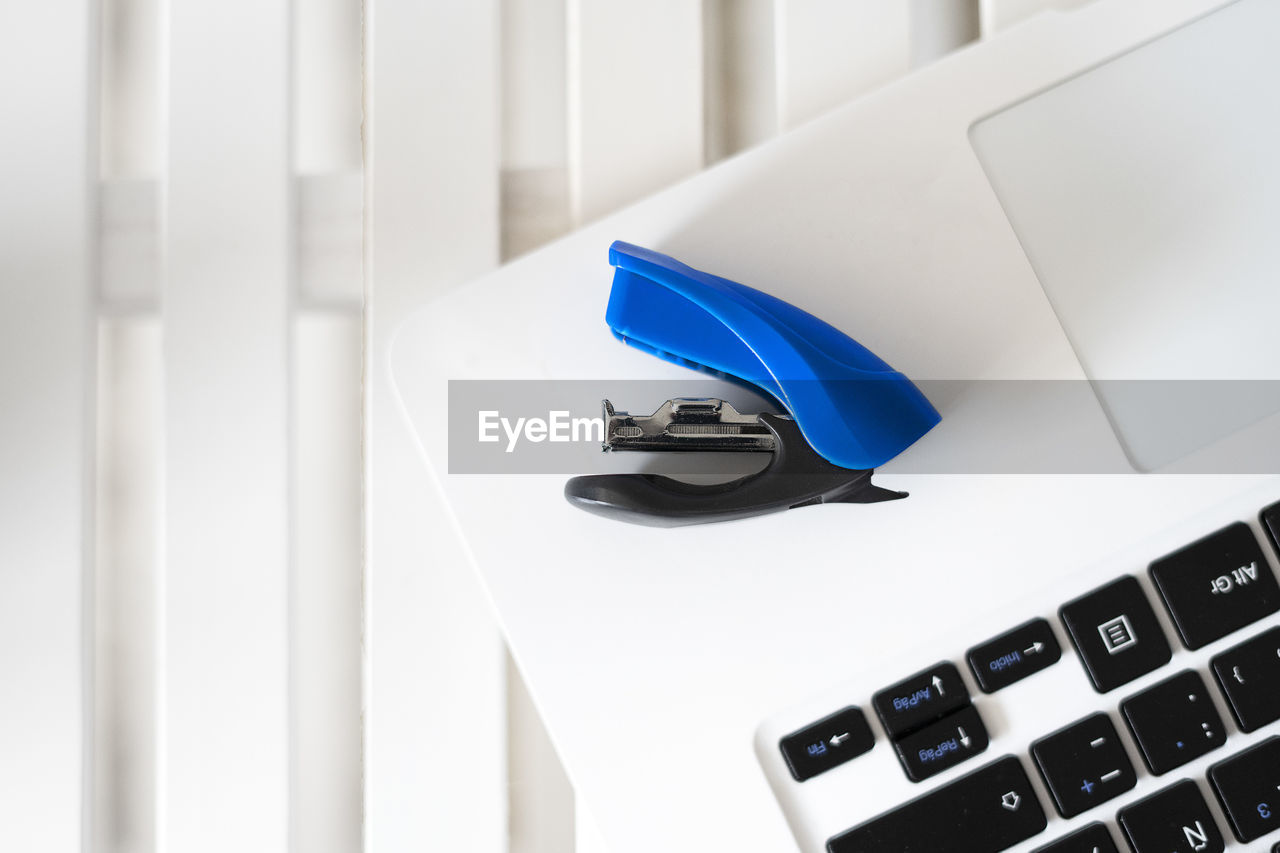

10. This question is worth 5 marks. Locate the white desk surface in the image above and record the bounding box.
[389,1,1259,850]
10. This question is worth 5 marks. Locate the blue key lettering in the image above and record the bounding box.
[988,651,1022,672]
[918,738,959,763]
[1260,802,1272,820]
[893,688,932,712]
[806,741,827,757]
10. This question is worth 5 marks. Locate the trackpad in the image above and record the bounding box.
[969,0,1280,471]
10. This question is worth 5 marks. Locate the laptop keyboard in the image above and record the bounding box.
[1031,713,1135,819]
[765,498,1280,852]
[1211,626,1280,733]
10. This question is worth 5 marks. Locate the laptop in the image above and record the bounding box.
[390,0,1280,850]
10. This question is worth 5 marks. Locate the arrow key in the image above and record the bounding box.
[968,618,1062,693]
[873,661,970,739]
[778,706,875,782]
[892,705,989,782]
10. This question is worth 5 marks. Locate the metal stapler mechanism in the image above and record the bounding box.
[564,242,941,527]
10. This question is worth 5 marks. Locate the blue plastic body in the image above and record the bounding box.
[605,241,940,471]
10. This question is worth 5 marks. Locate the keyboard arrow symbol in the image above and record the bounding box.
[958,727,972,748]
[1025,641,1044,655]
[1000,791,1021,812]
[829,732,850,747]
[932,675,945,696]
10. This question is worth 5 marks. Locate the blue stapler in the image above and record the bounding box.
[564,241,940,527]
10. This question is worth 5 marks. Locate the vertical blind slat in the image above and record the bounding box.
[567,0,705,225]
[979,0,1084,36]
[0,3,96,848]
[774,0,911,129]
[500,0,571,259]
[100,0,162,181]
[162,1,293,850]
[100,178,161,311]
[364,2,507,853]
[292,315,362,853]
[95,317,162,853]
[703,0,780,162]
[909,0,981,67]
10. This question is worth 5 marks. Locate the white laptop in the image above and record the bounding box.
[390,0,1280,850]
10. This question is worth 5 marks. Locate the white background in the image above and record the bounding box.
[0,0,1085,850]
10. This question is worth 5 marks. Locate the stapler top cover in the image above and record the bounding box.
[605,241,940,470]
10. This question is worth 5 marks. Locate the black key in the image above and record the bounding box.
[892,705,989,782]
[1263,501,1280,556]
[1150,522,1280,649]
[1060,576,1172,693]
[1208,735,1280,843]
[1030,712,1136,818]
[967,618,1062,693]
[779,706,875,782]
[1211,625,1280,732]
[1030,822,1119,853]
[872,661,969,739]
[1117,780,1225,853]
[1120,669,1227,775]
[827,756,1046,853]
